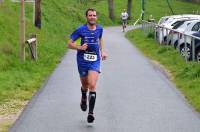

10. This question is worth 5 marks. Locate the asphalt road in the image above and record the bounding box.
[10,26,200,132]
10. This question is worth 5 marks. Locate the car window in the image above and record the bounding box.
[171,21,181,26]
[172,21,186,29]
[192,22,200,31]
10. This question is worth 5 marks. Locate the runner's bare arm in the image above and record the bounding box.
[99,38,107,60]
[68,39,88,50]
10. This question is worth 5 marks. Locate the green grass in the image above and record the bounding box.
[131,0,200,21]
[126,29,200,112]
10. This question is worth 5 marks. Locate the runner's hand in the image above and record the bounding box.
[101,51,107,61]
[77,43,88,50]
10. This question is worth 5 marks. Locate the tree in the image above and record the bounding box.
[108,0,114,20]
[127,0,132,20]
[35,0,41,29]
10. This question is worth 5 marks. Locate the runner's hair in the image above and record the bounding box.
[85,8,96,16]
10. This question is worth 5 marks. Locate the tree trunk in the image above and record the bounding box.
[35,0,41,29]
[127,0,132,20]
[108,0,115,20]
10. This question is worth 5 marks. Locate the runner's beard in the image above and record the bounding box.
[88,20,96,26]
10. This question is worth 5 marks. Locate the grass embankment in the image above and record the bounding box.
[131,0,200,21]
[126,29,200,112]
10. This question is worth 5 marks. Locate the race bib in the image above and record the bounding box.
[84,52,97,61]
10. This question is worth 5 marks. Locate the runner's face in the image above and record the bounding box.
[86,11,97,25]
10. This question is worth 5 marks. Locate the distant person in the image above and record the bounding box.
[121,9,129,32]
[67,8,107,123]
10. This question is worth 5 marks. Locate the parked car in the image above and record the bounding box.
[156,18,195,44]
[156,14,200,44]
[157,14,200,25]
[167,19,198,48]
[175,32,200,61]
[176,20,200,59]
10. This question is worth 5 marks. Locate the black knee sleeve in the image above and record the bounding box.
[81,88,87,99]
[88,92,96,114]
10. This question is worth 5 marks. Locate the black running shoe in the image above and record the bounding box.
[87,113,95,123]
[80,98,87,111]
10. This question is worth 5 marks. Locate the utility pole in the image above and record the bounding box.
[141,0,145,20]
[35,0,41,29]
[20,0,25,62]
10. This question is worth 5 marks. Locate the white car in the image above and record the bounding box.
[176,20,200,59]
[158,14,200,25]
[156,14,200,44]
[157,14,200,25]
[156,18,194,44]
[167,19,198,48]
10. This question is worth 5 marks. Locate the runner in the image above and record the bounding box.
[67,8,107,123]
[121,9,129,32]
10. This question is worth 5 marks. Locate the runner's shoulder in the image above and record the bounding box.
[96,24,103,29]
[76,24,87,30]
[76,24,103,31]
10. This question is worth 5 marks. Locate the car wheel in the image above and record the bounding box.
[180,45,191,60]
[163,36,167,44]
[168,40,171,45]
[196,48,200,62]
[174,40,178,49]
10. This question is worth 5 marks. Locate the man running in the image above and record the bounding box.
[121,9,129,32]
[67,8,107,123]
